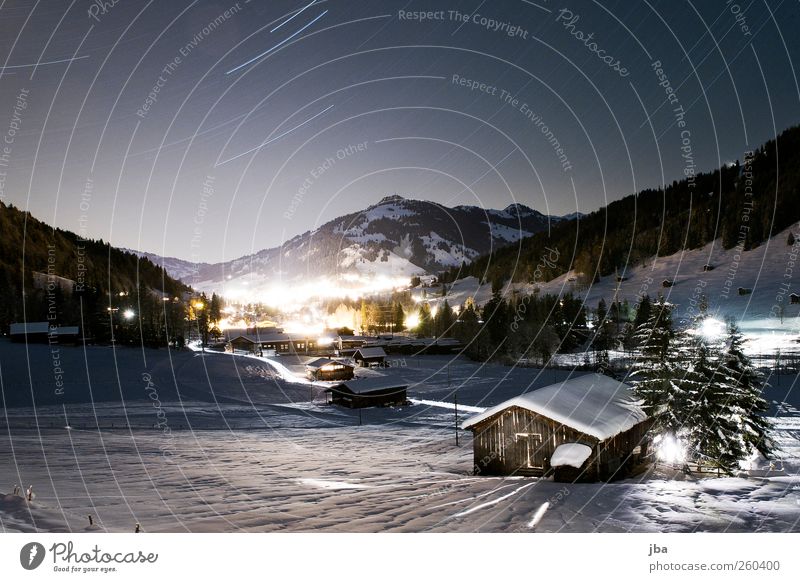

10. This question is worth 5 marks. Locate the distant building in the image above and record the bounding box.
[9,322,80,344]
[738,287,752,296]
[325,377,408,408]
[702,264,715,272]
[337,335,371,353]
[790,293,800,305]
[305,358,355,382]
[352,347,387,367]
[461,374,651,482]
[225,329,321,355]
[662,279,674,288]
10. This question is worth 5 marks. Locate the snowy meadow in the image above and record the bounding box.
[1,343,798,533]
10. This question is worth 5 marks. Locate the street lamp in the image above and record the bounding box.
[123,309,136,320]
[194,300,206,352]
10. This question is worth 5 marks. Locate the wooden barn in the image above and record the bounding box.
[352,346,387,367]
[461,374,651,482]
[325,377,408,408]
[305,358,355,381]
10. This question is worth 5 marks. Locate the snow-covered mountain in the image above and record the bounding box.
[134,195,577,299]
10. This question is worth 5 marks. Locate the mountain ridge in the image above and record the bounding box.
[133,195,580,297]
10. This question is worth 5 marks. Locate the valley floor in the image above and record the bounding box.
[1,346,799,533]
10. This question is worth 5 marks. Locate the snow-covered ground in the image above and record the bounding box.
[1,345,798,533]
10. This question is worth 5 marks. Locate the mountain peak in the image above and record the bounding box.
[503,202,539,217]
[377,194,406,205]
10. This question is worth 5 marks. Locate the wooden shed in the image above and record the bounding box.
[461,374,651,482]
[325,377,408,408]
[790,293,800,305]
[305,358,355,381]
[352,347,387,367]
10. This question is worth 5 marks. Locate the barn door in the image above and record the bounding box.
[515,433,544,470]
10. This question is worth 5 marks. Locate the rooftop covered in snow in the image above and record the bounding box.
[460,373,647,441]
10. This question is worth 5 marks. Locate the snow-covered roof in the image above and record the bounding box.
[460,373,647,441]
[305,358,352,370]
[327,377,408,394]
[354,347,386,359]
[550,443,593,468]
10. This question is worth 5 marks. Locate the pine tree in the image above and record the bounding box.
[393,301,405,332]
[723,320,775,458]
[436,298,454,337]
[418,303,433,337]
[674,330,744,472]
[629,297,678,432]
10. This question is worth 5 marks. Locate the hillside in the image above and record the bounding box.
[0,201,189,342]
[445,126,800,296]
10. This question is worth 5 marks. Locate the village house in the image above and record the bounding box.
[352,346,387,367]
[461,374,651,482]
[325,377,408,409]
[305,358,355,382]
[225,329,322,355]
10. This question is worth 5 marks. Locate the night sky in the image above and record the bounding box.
[1,0,798,263]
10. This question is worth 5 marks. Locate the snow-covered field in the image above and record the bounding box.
[1,345,799,533]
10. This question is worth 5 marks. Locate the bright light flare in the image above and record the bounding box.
[405,312,421,329]
[697,317,725,340]
[655,433,686,464]
[122,309,136,320]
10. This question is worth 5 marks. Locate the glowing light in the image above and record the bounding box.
[405,312,421,329]
[655,434,686,464]
[697,317,725,340]
[318,336,334,346]
[123,309,136,320]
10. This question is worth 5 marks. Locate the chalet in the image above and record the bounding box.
[226,330,320,355]
[325,377,408,408]
[9,322,80,344]
[702,264,715,272]
[305,358,355,381]
[461,374,651,482]
[352,346,387,367]
[790,293,800,305]
[738,287,752,296]
[662,279,674,288]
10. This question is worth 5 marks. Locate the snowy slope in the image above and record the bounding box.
[443,224,800,327]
